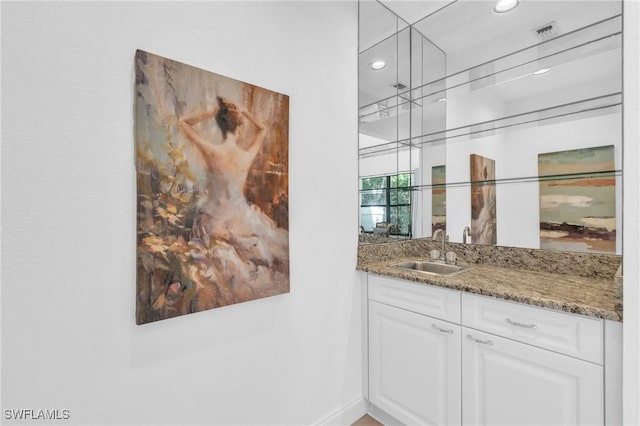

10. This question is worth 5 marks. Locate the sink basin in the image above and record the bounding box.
[393,260,469,276]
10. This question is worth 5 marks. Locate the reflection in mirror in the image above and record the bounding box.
[358,0,622,255]
[359,2,446,243]
[359,1,413,243]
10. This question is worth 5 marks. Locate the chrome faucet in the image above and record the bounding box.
[432,229,447,262]
[463,226,471,244]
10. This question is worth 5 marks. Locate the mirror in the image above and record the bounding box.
[358,0,622,255]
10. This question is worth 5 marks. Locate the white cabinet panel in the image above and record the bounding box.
[462,327,603,426]
[366,273,614,426]
[604,320,622,426]
[369,300,461,426]
[462,292,603,364]
[369,274,461,323]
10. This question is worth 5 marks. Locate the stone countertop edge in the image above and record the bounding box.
[358,257,622,322]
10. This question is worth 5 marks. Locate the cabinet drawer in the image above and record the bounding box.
[368,274,460,323]
[462,293,603,364]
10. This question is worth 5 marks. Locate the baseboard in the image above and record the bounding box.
[315,397,368,426]
[368,403,404,426]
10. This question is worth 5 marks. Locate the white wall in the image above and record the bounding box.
[1,2,362,425]
[358,148,420,178]
[623,0,640,423]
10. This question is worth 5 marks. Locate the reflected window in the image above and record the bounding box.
[360,173,413,237]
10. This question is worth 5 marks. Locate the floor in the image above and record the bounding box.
[351,414,384,426]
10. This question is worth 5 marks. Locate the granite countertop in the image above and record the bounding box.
[359,256,622,322]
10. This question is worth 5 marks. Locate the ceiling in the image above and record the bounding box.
[409,0,621,73]
[360,0,623,140]
[377,0,454,25]
[374,0,622,72]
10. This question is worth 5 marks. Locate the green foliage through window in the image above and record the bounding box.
[360,173,413,236]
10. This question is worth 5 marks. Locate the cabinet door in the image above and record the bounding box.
[462,327,603,426]
[369,301,461,426]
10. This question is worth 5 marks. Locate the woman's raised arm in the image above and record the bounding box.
[178,107,219,163]
[182,106,218,126]
[241,109,267,156]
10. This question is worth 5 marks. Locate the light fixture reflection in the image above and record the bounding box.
[370,60,387,71]
[533,68,551,75]
[493,0,519,14]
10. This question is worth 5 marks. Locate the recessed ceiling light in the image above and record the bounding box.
[437,98,447,103]
[493,0,519,14]
[533,68,551,75]
[370,60,387,71]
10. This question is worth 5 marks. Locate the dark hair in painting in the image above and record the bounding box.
[215,96,243,136]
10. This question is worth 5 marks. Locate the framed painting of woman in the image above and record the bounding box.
[135,50,289,324]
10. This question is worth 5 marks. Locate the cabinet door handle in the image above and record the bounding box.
[432,324,454,334]
[467,334,494,345]
[505,318,537,329]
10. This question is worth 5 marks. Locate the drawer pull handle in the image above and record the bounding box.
[467,334,494,345]
[506,318,537,329]
[432,324,454,334]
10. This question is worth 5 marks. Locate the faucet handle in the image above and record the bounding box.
[445,251,457,265]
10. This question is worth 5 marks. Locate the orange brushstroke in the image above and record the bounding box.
[547,178,616,187]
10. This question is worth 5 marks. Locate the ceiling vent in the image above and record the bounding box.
[391,82,408,90]
[533,21,561,41]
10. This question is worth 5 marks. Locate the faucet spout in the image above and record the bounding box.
[463,226,471,244]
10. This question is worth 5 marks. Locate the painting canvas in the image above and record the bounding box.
[135,50,290,324]
[538,145,616,253]
[432,165,446,234]
[470,154,497,245]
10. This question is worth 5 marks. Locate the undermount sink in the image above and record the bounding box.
[393,260,469,276]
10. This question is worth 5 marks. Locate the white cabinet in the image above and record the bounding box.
[462,327,603,426]
[369,300,461,426]
[462,293,603,364]
[369,274,461,323]
[366,274,618,426]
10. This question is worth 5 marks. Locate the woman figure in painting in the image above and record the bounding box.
[179,96,266,200]
[178,97,288,270]
[470,165,497,245]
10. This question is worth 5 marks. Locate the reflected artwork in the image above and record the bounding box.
[432,165,446,234]
[538,145,616,253]
[135,50,290,324]
[470,154,497,245]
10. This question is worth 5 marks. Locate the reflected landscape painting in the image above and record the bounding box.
[538,145,616,253]
[135,50,290,324]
